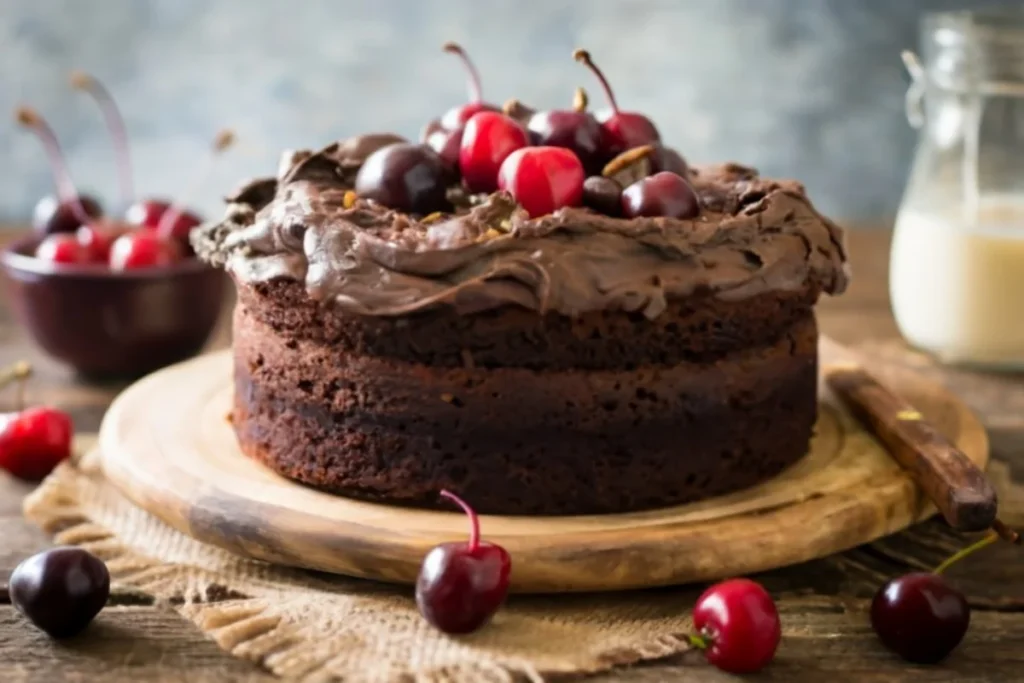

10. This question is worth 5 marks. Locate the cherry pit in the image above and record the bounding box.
[18,72,233,271]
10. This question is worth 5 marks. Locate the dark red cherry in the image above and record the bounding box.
[582,176,623,216]
[498,146,584,218]
[438,42,499,130]
[355,143,449,214]
[527,88,603,175]
[34,233,91,265]
[17,107,104,235]
[574,49,660,160]
[32,195,103,236]
[10,547,109,639]
[416,490,511,634]
[621,172,700,219]
[692,578,781,674]
[459,112,529,194]
[108,231,180,271]
[871,573,969,664]
[75,221,128,262]
[650,145,689,176]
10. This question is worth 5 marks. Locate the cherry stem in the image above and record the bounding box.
[573,49,619,114]
[70,71,134,207]
[573,87,588,113]
[993,518,1022,546]
[442,42,483,104]
[156,130,234,239]
[439,489,480,552]
[0,362,32,411]
[15,107,91,224]
[686,632,711,651]
[933,532,999,575]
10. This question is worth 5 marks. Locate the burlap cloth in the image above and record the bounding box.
[20,341,1024,682]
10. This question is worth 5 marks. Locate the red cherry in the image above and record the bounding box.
[76,221,128,263]
[621,172,700,219]
[108,231,180,271]
[34,234,91,265]
[422,123,463,173]
[871,572,969,664]
[573,49,660,160]
[125,200,202,241]
[692,578,781,674]
[32,195,103,236]
[498,147,584,218]
[459,112,529,193]
[438,42,499,130]
[0,407,74,481]
[416,490,511,634]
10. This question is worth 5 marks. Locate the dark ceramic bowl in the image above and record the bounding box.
[2,236,227,379]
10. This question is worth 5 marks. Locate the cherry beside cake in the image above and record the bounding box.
[194,46,849,515]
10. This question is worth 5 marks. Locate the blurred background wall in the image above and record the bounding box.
[0,0,1017,226]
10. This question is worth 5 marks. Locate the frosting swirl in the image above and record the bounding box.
[194,138,849,319]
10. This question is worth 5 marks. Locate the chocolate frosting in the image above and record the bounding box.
[194,137,849,319]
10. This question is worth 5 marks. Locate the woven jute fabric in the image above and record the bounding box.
[23,446,701,682]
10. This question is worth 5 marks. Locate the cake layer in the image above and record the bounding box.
[232,301,819,515]
[239,277,818,370]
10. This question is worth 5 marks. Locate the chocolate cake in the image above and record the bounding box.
[194,142,847,516]
[193,46,848,515]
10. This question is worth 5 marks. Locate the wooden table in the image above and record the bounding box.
[1,230,1023,682]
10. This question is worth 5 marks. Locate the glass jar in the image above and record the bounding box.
[891,9,1024,369]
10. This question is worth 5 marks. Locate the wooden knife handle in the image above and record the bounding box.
[826,365,997,532]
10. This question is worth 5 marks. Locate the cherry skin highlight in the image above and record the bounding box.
[416,490,511,634]
[498,146,584,218]
[10,547,109,639]
[32,195,103,236]
[0,406,74,481]
[692,578,781,674]
[621,172,700,219]
[871,572,969,664]
[459,112,529,194]
[573,49,660,160]
[108,231,181,271]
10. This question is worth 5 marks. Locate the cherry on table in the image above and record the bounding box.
[573,49,660,161]
[108,231,181,271]
[355,143,450,215]
[526,87,603,175]
[0,405,74,481]
[691,578,781,674]
[33,233,91,266]
[621,171,700,219]
[416,489,511,634]
[871,572,969,664]
[16,106,104,235]
[459,112,529,194]
[498,146,584,218]
[10,547,110,639]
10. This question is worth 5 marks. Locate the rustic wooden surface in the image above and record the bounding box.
[1,229,1024,681]
[98,347,988,592]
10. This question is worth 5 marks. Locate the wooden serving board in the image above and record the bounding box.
[98,344,988,593]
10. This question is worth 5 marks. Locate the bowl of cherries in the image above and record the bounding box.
[2,75,229,379]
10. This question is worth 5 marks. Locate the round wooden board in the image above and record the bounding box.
[99,347,988,593]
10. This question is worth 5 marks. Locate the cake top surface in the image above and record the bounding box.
[194,133,849,318]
